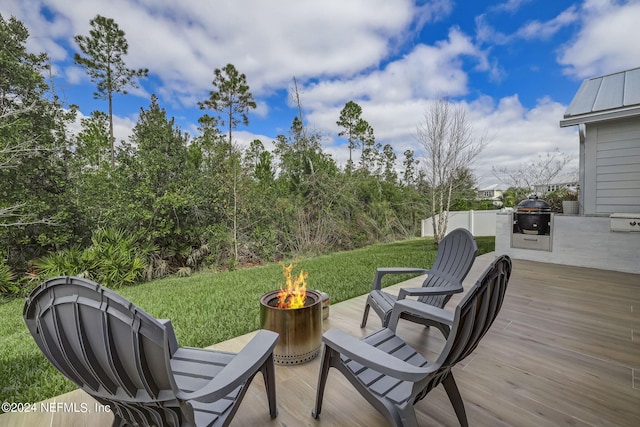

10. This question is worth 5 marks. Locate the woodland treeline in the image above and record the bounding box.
[0,15,486,296]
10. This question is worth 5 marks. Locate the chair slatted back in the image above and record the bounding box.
[419,228,478,307]
[414,255,511,403]
[440,255,511,368]
[24,277,176,403]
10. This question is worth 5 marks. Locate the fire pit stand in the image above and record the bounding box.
[259,290,322,365]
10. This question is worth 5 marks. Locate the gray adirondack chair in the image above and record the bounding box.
[313,255,512,427]
[361,228,478,335]
[23,276,279,427]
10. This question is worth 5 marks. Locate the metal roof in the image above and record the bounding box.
[478,184,503,191]
[560,67,640,127]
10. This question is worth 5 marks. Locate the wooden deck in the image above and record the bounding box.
[2,254,639,426]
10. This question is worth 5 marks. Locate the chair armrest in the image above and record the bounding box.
[371,267,430,291]
[158,319,179,355]
[322,328,430,382]
[397,284,463,300]
[176,330,279,403]
[387,299,455,332]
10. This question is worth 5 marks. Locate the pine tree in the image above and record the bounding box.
[74,15,148,166]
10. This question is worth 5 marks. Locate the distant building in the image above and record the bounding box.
[476,184,504,207]
[533,181,578,195]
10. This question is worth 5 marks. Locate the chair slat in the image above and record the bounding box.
[104,312,139,397]
[76,304,119,393]
[52,304,101,391]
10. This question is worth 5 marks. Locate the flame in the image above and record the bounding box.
[276,263,308,309]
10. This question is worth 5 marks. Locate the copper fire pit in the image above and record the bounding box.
[259,290,322,365]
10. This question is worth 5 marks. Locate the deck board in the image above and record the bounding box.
[2,253,639,426]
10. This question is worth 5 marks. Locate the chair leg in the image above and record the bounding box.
[397,404,419,427]
[442,374,468,427]
[262,354,278,418]
[361,301,371,328]
[311,345,332,419]
[435,323,450,338]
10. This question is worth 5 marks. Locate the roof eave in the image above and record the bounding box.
[560,105,640,127]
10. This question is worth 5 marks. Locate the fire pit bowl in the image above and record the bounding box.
[259,290,322,365]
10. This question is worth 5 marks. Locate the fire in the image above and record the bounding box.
[276,263,308,309]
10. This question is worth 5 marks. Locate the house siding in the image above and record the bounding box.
[586,119,640,214]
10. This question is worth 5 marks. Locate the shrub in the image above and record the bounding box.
[34,246,88,278]
[544,188,578,212]
[35,228,146,288]
[83,228,146,288]
[0,258,17,295]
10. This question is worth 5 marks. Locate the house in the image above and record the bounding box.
[559,67,640,215]
[476,184,504,207]
[533,181,578,195]
[495,67,640,274]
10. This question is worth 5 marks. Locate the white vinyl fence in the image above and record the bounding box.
[421,210,504,237]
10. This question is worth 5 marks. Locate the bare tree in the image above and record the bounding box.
[415,99,487,243]
[0,204,56,227]
[492,149,574,193]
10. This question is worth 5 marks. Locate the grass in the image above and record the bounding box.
[0,236,494,409]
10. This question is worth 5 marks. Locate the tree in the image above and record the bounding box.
[336,101,375,173]
[499,187,530,208]
[198,64,256,262]
[274,117,337,191]
[273,117,345,253]
[133,95,189,197]
[360,123,379,173]
[255,150,275,185]
[1,15,77,268]
[199,63,256,152]
[113,94,205,275]
[402,149,419,186]
[74,15,148,167]
[381,144,397,183]
[74,110,110,170]
[447,167,480,211]
[69,110,113,236]
[492,149,574,194]
[415,99,487,243]
[244,139,264,171]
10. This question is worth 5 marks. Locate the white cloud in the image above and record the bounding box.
[64,66,85,85]
[475,14,510,45]
[476,5,578,45]
[490,0,534,13]
[299,27,486,111]
[411,0,455,31]
[517,6,579,40]
[6,0,418,109]
[466,95,578,187]
[2,1,581,189]
[302,94,577,188]
[558,0,640,78]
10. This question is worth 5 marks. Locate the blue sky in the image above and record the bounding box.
[3,0,640,187]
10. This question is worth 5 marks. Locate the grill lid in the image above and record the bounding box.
[516,195,551,212]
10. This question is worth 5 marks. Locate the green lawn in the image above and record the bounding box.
[0,236,494,408]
